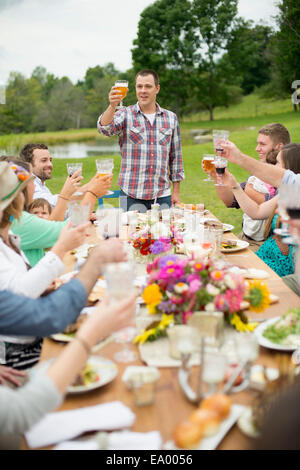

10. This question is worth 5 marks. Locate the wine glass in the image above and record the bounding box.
[96,158,114,196]
[214,156,228,187]
[95,208,123,239]
[115,79,128,109]
[103,262,137,362]
[202,154,215,182]
[202,350,227,397]
[212,130,229,156]
[278,184,300,245]
[66,162,83,197]
[232,333,259,392]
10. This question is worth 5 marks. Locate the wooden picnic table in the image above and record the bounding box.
[22,217,300,450]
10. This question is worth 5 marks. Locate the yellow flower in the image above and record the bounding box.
[142,284,163,313]
[158,313,174,330]
[133,328,157,344]
[247,281,270,313]
[230,313,258,332]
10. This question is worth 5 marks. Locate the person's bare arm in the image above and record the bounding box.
[244,182,266,205]
[49,169,83,221]
[171,182,181,205]
[223,170,278,219]
[99,86,122,126]
[222,141,285,187]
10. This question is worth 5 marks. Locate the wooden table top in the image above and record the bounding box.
[23,218,300,450]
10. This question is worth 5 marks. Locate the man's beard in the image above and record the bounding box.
[36,169,52,182]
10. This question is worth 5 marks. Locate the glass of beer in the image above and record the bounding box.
[202,154,215,182]
[96,158,114,195]
[115,80,128,108]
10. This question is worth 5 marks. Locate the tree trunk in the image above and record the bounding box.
[209,104,214,121]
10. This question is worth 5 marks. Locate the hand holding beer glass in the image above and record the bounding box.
[96,159,114,196]
[202,154,215,182]
[114,80,128,109]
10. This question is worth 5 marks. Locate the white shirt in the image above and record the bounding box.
[0,233,64,358]
[242,176,271,241]
[33,176,58,208]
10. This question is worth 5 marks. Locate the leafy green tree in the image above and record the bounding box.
[226,20,273,95]
[0,72,43,134]
[132,0,242,119]
[131,0,197,117]
[269,0,300,109]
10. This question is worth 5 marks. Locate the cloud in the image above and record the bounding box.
[0,0,25,11]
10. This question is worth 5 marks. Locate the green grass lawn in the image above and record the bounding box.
[3,92,300,235]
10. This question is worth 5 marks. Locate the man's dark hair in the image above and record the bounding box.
[136,69,159,87]
[259,123,291,147]
[19,143,48,165]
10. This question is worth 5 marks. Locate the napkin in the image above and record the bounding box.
[53,431,162,450]
[25,401,135,448]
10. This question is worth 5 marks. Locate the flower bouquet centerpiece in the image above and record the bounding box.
[130,222,179,263]
[134,254,271,344]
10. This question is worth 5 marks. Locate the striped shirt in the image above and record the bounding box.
[97,103,184,200]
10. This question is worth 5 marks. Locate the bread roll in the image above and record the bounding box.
[173,420,203,449]
[189,408,220,437]
[200,394,231,420]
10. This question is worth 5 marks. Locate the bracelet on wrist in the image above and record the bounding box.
[87,190,98,198]
[74,335,91,356]
[58,195,69,201]
[231,185,240,190]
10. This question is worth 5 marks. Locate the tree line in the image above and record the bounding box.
[0,0,299,135]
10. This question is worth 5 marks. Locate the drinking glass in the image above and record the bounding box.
[202,154,215,182]
[202,351,227,396]
[115,80,128,109]
[233,333,259,391]
[96,208,123,239]
[66,162,83,197]
[278,184,300,245]
[96,158,114,196]
[103,262,137,362]
[214,156,228,187]
[67,201,90,226]
[212,130,229,156]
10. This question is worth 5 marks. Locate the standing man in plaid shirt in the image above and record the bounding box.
[97,69,184,212]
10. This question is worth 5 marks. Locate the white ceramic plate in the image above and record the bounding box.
[237,407,260,439]
[67,356,118,394]
[221,240,249,253]
[254,317,299,351]
[163,405,245,450]
[222,223,234,233]
[244,268,269,280]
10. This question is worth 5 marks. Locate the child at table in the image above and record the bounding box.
[27,198,52,220]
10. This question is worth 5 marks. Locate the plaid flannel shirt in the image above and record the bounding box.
[97,103,184,200]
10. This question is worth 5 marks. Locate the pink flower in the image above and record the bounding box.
[210,270,224,282]
[193,261,206,272]
[158,265,185,281]
[214,294,227,311]
[225,288,243,313]
[182,311,193,324]
[189,278,202,294]
[170,296,185,305]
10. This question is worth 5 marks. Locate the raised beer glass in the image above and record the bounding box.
[202,154,215,182]
[115,80,128,109]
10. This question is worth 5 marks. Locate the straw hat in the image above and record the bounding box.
[0,161,35,211]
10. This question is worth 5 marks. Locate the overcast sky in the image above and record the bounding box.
[0,0,279,86]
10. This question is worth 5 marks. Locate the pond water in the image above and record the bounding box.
[0,140,121,159]
[48,140,121,159]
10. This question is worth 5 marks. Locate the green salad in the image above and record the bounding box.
[263,308,300,344]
